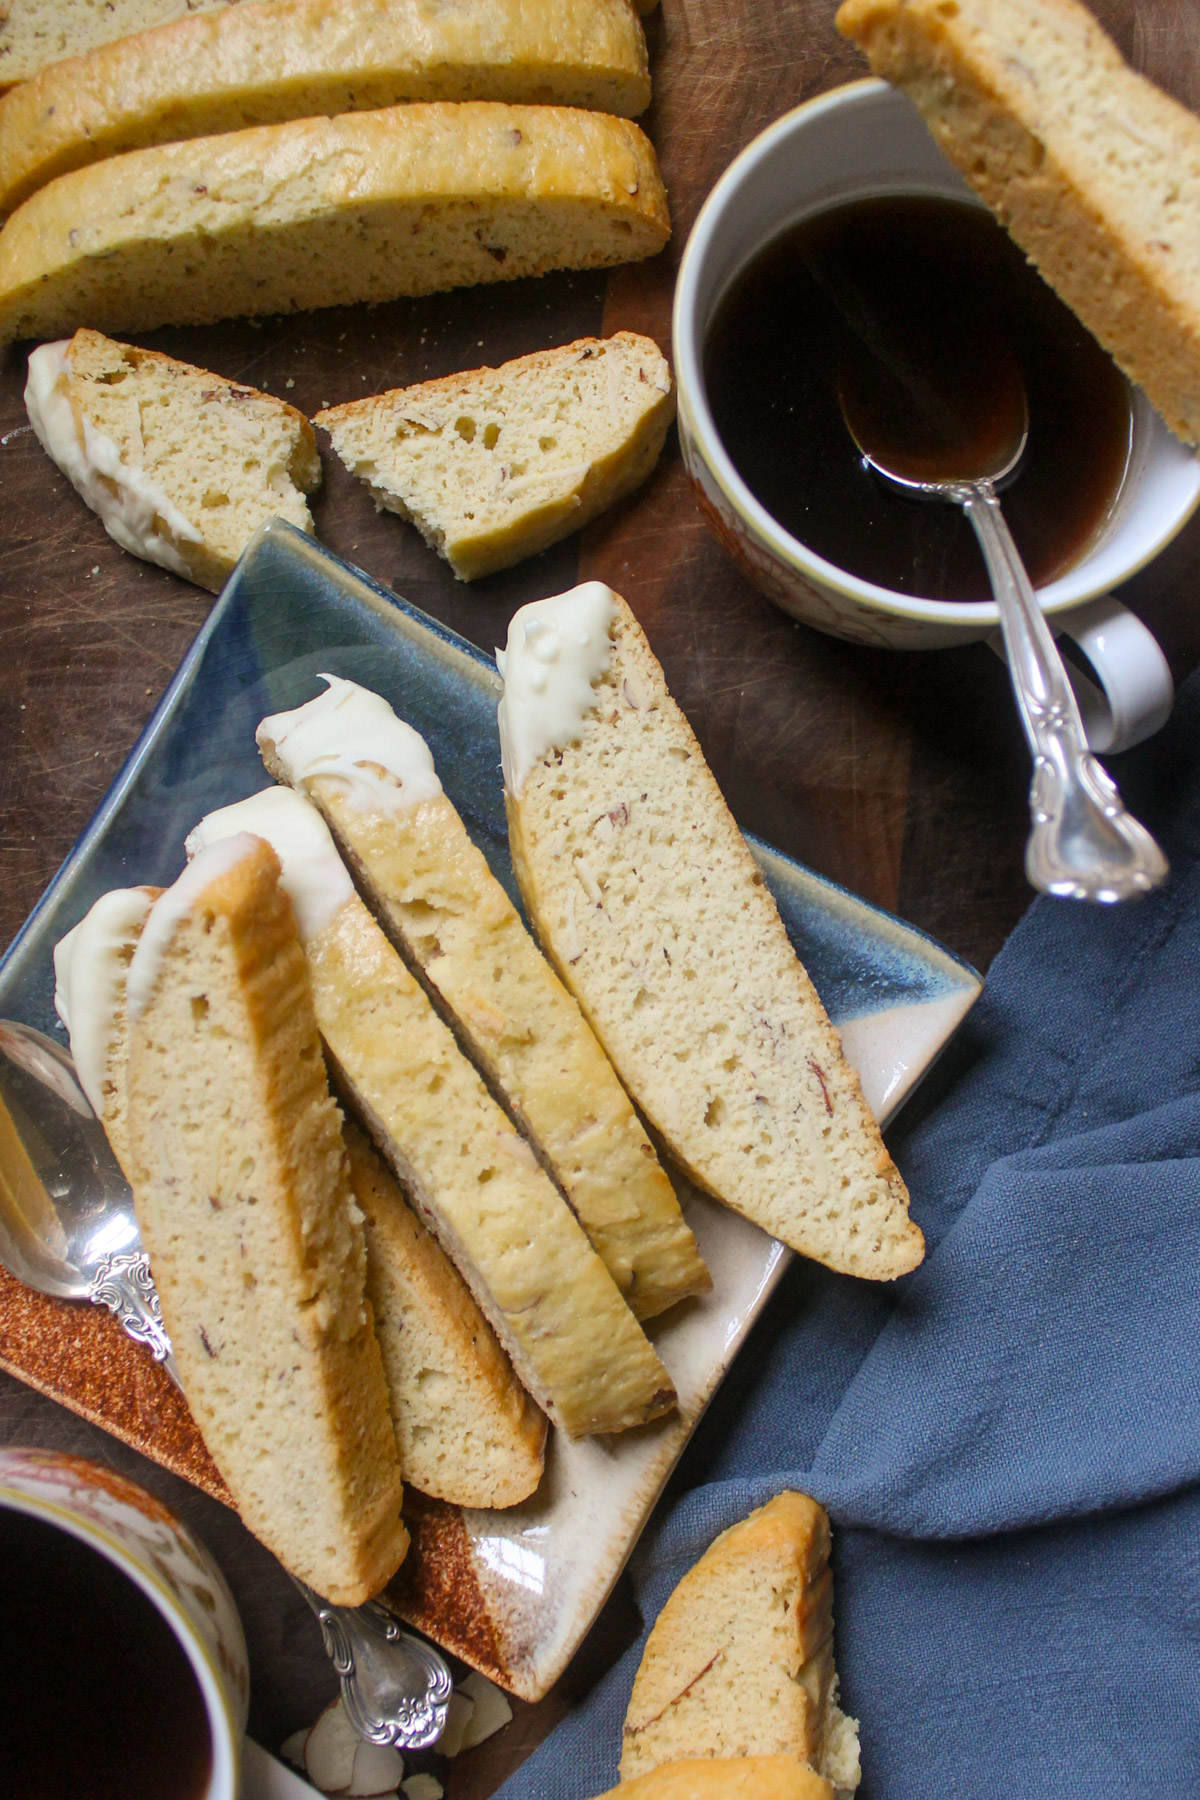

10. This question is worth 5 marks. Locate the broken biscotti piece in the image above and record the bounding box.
[0,0,650,215]
[0,102,670,344]
[0,0,233,92]
[187,786,677,1438]
[316,333,674,581]
[257,674,709,1321]
[25,331,320,591]
[620,1492,860,1795]
[837,0,1200,445]
[344,1124,547,1509]
[593,1759,834,1800]
[53,883,158,1181]
[498,583,924,1281]
[122,835,408,1605]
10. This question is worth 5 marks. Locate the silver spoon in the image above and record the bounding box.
[0,1017,452,1749]
[839,355,1168,902]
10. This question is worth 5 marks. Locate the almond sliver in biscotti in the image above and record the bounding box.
[497,583,924,1282]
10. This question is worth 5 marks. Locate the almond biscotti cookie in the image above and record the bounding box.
[315,333,674,580]
[498,583,924,1281]
[838,0,1200,444]
[123,835,408,1604]
[0,0,650,214]
[0,102,670,344]
[593,1759,834,1800]
[25,330,319,590]
[620,1492,860,1794]
[257,674,709,1321]
[187,786,677,1439]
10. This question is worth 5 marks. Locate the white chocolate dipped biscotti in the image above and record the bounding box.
[123,835,408,1604]
[315,333,674,581]
[0,102,670,344]
[54,871,546,1512]
[0,0,650,215]
[620,1492,860,1794]
[25,330,320,591]
[257,674,709,1322]
[187,786,676,1439]
[498,583,924,1282]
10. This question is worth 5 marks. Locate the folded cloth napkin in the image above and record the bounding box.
[497,666,1200,1800]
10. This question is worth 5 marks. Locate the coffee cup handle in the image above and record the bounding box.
[988,596,1173,754]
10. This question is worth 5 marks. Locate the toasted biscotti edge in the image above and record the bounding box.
[591,1758,834,1800]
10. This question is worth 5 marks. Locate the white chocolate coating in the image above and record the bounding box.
[186,788,354,943]
[53,886,155,1116]
[127,835,259,1021]
[25,340,202,579]
[496,581,617,797]
[257,674,443,816]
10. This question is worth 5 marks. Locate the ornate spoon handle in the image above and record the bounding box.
[960,482,1169,902]
[91,1261,452,1748]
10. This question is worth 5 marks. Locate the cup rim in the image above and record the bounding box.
[672,76,1200,628]
[0,1481,240,1800]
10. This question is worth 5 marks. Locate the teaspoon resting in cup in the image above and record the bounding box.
[838,342,1168,902]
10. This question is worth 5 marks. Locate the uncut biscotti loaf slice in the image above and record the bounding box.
[0,102,669,345]
[837,0,1200,445]
[52,884,158,1181]
[188,786,676,1438]
[0,0,234,91]
[344,1124,546,1509]
[315,333,673,581]
[123,835,408,1605]
[25,330,319,591]
[0,0,650,215]
[498,583,924,1282]
[257,674,709,1321]
[593,1759,834,1800]
[620,1493,860,1795]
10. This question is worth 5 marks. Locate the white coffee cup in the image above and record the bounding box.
[672,77,1200,752]
[0,1445,249,1800]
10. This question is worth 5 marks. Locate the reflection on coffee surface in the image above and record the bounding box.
[0,1509,212,1798]
[704,194,1132,601]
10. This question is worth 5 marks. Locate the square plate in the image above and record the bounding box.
[0,522,981,1698]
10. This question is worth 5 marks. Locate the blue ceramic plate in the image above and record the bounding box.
[0,522,981,1697]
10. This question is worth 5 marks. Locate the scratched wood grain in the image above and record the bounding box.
[3,1,1200,1791]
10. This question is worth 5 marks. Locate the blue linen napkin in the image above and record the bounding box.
[496,667,1200,1800]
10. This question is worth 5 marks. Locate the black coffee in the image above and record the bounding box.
[0,1508,213,1799]
[704,193,1132,601]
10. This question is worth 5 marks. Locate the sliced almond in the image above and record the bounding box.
[347,1741,405,1796]
[435,1690,475,1758]
[457,1673,513,1750]
[305,1697,359,1794]
[401,1778,444,1800]
[280,1729,311,1769]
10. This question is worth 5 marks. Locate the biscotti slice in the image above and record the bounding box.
[593,1759,834,1800]
[0,0,233,91]
[345,1123,546,1508]
[123,834,408,1604]
[315,333,674,580]
[187,786,676,1438]
[25,330,320,590]
[838,0,1200,445]
[0,102,669,345]
[620,1492,860,1795]
[53,883,158,1180]
[257,675,709,1321]
[0,0,650,215]
[498,583,924,1281]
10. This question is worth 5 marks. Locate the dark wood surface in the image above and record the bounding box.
[3,0,1200,1791]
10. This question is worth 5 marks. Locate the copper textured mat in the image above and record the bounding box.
[0,1264,511,1686]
